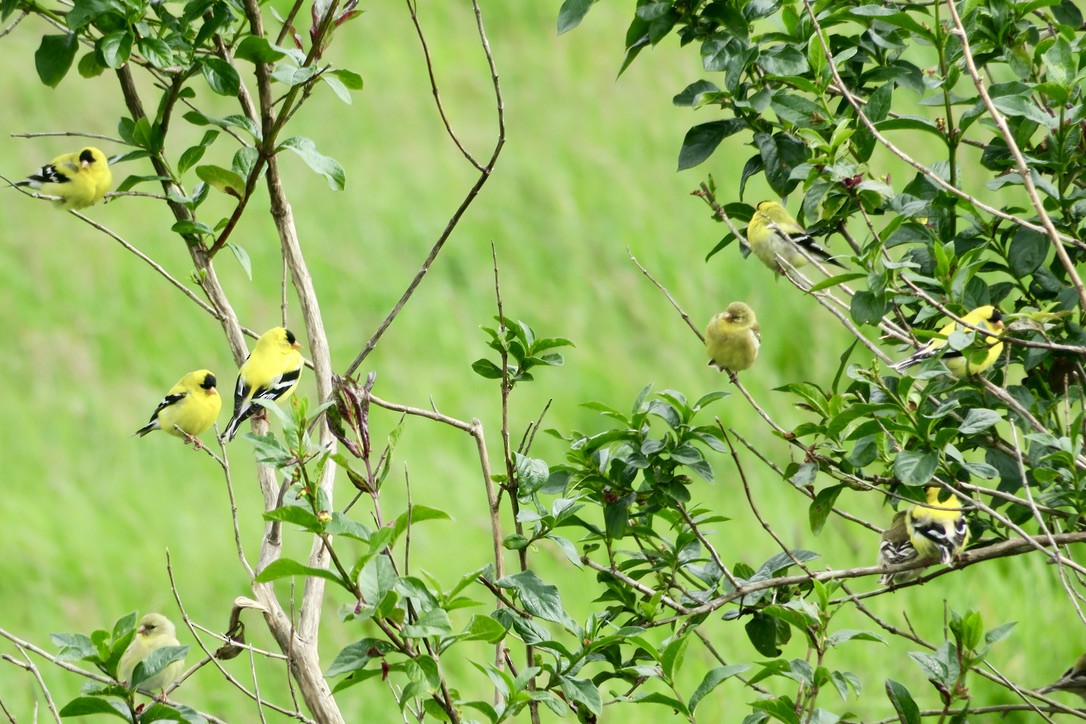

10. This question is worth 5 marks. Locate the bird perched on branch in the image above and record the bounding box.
[118,613,184,696]
[746,201,845,274]
[892,305,1004,378]
[14,146,112,210]
[223,327,303,441]
[706,302,760,379]
[134,370,221,446]
[905,485,969,565]
[1039,654,1086,701]
[876,511,922,586]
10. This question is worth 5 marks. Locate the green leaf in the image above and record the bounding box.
[402,607,452,638]
[689,664,749,712]
[98,30,132,69]
[471,358,504,379]
[234,36,287,64]
[496,570,575,630]
[661,634,690,680]
[557,0,594,34]
[809,485,842,535]
[885,679,921,724]
[263,504,322,532]
[51,632,96,662]
[328,69,364,89]
[278,136,345,190]
[228,243,253,281]
[677,120,744,170]
[1008,228,1048,276]
[35,34,78,87]
[131,645,188,687]
[461,615,507,644]
[893,450,938,486]
[202,57,241,96]
[850,290,887,324]
[559,676,602,717]
[137,38,173,68]
[77,50,106,78]
[58,697,128,719]
[326,638,392,677]
[958,408,1001,434]
[195,165,246,197]
[254,558,345,585]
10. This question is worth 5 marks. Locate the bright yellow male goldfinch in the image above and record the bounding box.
[135,370,221,445]
[892,305,1004,378]
[223,327,303,441]
[15,147,112,210]
[905,485,969,565]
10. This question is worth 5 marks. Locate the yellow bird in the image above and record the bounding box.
[1039,653,1086,701]
[905,485,969,565]
[746,201,844,273]
[117,613,184,695]
[223,327,303,441]
[876,510,922,586]
[892,305,1004,378]
[705,302,760,378]
[134,370,221,445]
[15,147,112,210]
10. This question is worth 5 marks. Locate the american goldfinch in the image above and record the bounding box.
[905,485,969,565]
[892,305,1004,378]
[706,302,760,377]
[118,613,183,694]
[15,147,112,210]
[134,370,222,445]
[222,327,303,441]
[877,511,922,586]
[746,201,844,273]
[1039,654,1086,701]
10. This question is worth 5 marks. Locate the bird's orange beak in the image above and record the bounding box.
[292,341,301,350]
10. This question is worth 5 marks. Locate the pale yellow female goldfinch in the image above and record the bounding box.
[877,510,921,586]
[1039,654,1086,701]
[118,613,183,694]
[223,327,303,441]
[15,147,112,210]
[905,485,969,565]
[706,302,760,378]
[134,370,222,444]
[892,305,1004,378]
[746,201,844,273]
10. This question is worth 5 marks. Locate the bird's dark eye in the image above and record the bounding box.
[202,373,217,389]
[285,329,296,345]
[79,149,95,164]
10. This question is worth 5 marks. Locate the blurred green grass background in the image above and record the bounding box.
[0,2,1073,720]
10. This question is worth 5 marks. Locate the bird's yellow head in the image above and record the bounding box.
[191,369,218,396]
[754,200,788,223]
[136,613,176,639]
[723,301,756,326]
[257,327,303,354]
[78,147,107,169]
[923,485,961,508]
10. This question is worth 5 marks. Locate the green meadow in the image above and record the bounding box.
[0,2,1072,720]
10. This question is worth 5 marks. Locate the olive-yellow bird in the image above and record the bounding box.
[117,613,184,695]
[706,302,760,377]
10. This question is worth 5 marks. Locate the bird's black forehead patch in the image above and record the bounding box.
[202,373,217,389]
[989,308,1002,322]
[285,329,296,345]
[79,148,95,164]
